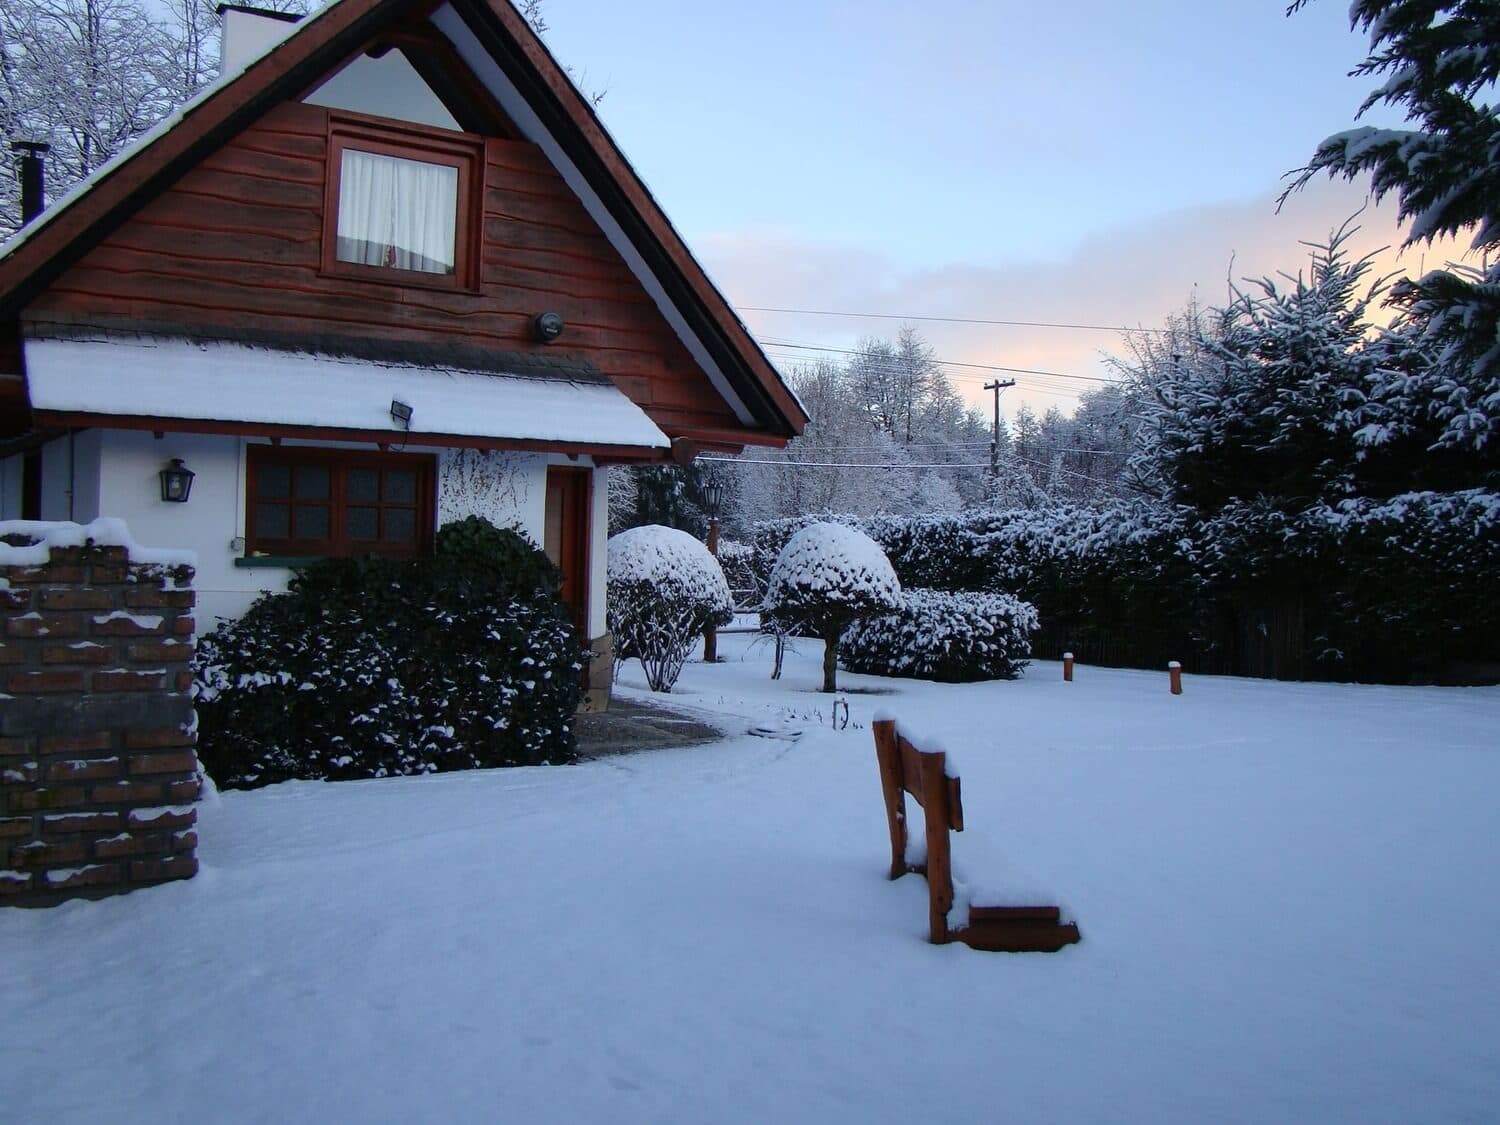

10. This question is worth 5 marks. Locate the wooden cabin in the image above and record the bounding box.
[0,0,805,704]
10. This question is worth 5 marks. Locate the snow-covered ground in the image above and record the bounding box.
[5,635,1498,1124]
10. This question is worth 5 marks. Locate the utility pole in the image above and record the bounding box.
[983,379,1016,478]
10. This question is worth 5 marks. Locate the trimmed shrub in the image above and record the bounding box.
[195,519,583,789]
[842,589,1038,682]
[608,524,733,692]
[763,522,902,692]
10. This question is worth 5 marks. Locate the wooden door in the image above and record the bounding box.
[544,467,591,638]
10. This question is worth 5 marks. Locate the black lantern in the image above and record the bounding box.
[159,458,194,503]
[390,398,414,430]
[703,480,724,520]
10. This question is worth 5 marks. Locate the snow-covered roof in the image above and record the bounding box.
[23,335,670,449]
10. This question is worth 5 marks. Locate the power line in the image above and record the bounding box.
[703,456,993,469]
[757,338,1118,385]
[740,305,1168,335]
[756,347,1097,401]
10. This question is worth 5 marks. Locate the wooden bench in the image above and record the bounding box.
[873,717,1081,953]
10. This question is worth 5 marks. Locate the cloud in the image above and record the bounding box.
[702,177,1472,416]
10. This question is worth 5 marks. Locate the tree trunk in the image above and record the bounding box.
[822,627,839,693]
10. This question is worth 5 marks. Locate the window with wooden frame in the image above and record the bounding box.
[245,446,436,559]
[321,113,483,290]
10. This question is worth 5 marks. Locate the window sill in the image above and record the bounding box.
[233,555,325,569]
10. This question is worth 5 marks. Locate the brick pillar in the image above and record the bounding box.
[1,537,199,906]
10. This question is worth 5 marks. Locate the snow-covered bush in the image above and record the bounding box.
[762,521,902,692]
[196,519,583,789]
[841,589,1038,683]
[607,524,732,692]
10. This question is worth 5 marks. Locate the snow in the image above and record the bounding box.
[3,636,1499,1122]
[0,517,196,569]
[22,335,671,450]
[764,521,901,608]
[606,525,732,610]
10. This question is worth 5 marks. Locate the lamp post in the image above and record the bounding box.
[702,479,724,663]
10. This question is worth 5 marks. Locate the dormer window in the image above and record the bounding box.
[322,113,481,290]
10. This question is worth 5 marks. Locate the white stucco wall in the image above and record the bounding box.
[3,433,609,638]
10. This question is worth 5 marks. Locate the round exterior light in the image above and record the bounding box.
[159,458,195,503]
[532,312,565,343]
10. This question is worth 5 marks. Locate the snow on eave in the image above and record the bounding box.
[0,0,346,267]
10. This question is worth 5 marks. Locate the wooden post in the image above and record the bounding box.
[702,515,720,663]
[1169,660,1182,695]
[872,719,908,880]
[920,750,955,944]
[1063,652,1074,682]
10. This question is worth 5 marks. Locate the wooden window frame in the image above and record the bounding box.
[245,444,437,560]
[320,111,484,292]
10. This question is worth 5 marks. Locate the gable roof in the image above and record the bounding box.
[0,0,807,442]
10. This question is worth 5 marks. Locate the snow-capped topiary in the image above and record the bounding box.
[763,521,902,692]
[607,524,733,692]
[842,589,1038,683]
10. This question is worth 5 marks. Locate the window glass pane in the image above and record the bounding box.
[257,463,291,500]
[383,508,416,542]
[254,503,289,540]
[295,466,329,500]
[336,149,458,275]
[384,470,417,504]
[348,468,380,502]
[348,507,379,541]
[293,506,330,540]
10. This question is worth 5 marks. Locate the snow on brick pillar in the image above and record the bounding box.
[0,521,199,906]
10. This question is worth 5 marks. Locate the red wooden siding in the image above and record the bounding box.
[23,101,742,436]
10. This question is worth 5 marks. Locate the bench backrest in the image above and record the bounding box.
[872,718,963,942]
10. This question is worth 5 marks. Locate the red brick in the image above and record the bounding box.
[7,564,84,584]
[42,642,114,665]
[128,752,198,776]
[0,870,33,895]
[0,737,32,757]
[124,588,194,610]
[89,780,163,805]
[8,787,86,813]
[123,727,196,751]
[92,669,165,692]
[6,614,84,639]
[0,586,29,610]
[171,616,196,637]
[90,563,129,583]
[8,669,85,694]
[39,589,114,611]
[166,779,202,803]
[91,614,165,637]
[93,832,159,859]
[128,806,196,831]
[44,863,121,890]
[129,855,197,883]
[10,837,85,869]
[0,817,33,839]
[0,643,26,666]
[171,829,198,853]
[173,669,194,692]
[42,811,121,834]
[44,758,121,783]
[126,641,193,664]
[39,732,113,754]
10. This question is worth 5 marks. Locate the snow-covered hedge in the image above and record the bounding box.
[607,525,732,692]
[763,522,902,691]
[196,519,583,788]
[842,589,1038,683]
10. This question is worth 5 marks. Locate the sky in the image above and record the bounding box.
[540,0,1472,418]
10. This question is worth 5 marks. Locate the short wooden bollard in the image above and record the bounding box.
[1169,660,1183,695]
[1062,652,1074,682]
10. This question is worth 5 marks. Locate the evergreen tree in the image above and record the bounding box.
[1287,0,1500,463]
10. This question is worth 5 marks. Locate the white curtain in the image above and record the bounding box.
[336,149,459,275]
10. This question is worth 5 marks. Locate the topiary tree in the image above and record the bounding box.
[763,521,902,692]
[842,589,1039,683]
[607,524,732,692]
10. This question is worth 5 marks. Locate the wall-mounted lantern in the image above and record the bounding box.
[532,311,565,343]
[390,398,413,431]
[159,458,195,503]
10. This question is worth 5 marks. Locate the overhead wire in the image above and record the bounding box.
[739,305,1168,335]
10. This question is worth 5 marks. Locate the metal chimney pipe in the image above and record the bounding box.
[10,141,50,226]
